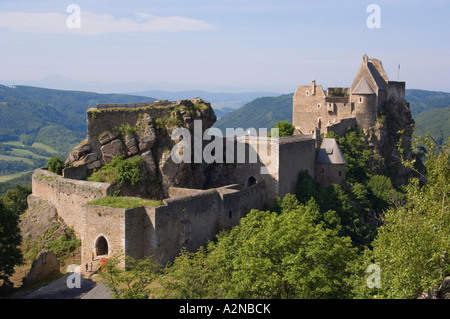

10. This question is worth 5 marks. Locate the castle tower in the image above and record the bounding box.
[350,77,377,129]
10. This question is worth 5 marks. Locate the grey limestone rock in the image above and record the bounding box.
[101,139,126,163]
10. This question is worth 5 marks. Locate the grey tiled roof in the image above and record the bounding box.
[316,138,347,164]
[352,77,375,95]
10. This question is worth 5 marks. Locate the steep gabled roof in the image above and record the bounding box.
[316,138,346,164]
[352,77,375,95]
[350,54,389,94]
[368,61,387,91]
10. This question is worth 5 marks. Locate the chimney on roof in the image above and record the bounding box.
[312,80,316,96]
[362,54,369,67]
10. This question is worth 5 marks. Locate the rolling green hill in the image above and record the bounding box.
[405,89,450,116]
[414,105,450,144]
[0,85,155,185]
[213,93,294,131]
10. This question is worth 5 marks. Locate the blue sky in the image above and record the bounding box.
[0,0,449,93]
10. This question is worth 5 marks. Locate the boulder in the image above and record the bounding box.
[67,141,92,163]
[141,150,157,176]
[86,160,102,170]
[158,151,190,190]
[136,114,157,152]
[62,164,88,180]
[124,134,139,156]
[99,131,120,146]
[101,139,126,164]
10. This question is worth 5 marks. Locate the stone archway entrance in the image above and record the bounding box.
[95,236,108,256]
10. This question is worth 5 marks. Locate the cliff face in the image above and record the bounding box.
[366,99,417,185]
[63,98,217,198]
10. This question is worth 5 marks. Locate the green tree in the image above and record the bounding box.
[157,195,358,299]
[2,185,32,216]
[46,156,64,175]
[98,255,161,299]
[355,137,450,298]
[295,170,317,204]
[335,128,383,183]
[0,199,23,282]
[271,121,295,137]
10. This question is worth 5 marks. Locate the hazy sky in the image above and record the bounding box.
[0,0,448,93]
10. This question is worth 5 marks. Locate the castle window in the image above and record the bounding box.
[317,103,321,109]
[338,170,342,177]
[228,210,233,219]
[317,117,322,129]
[321,168,325,174]
[359,97,363,103]
[306,91,310,96]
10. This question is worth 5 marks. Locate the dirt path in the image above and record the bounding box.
[20,272,99,299]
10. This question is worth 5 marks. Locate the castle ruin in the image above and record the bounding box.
[28,54,413,269]
[293,54,406,136]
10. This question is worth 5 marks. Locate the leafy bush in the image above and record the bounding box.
[272,121,295,137]
[88,156,143,186]
[46,156,64,175]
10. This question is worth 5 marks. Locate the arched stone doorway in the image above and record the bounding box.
[95,236,109,256]
[245,176,257,188]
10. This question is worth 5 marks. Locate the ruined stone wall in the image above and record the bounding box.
[293,84,327,134]
[293,84,356,135]
[79,181,269,267]
[325,118,358,137]
[86,107,169,159]
[315,163,346,188]
[387,81,406,103]
[31,169,112,236]
[149,190,222,264]
[278,136,316,197]
[81,205,132,269]
[149,181,269,265]
[22,251,60,286]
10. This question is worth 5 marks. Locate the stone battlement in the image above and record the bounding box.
[96,100,174,109]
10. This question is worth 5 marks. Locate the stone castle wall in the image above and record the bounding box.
[86,107,169,159]
[387,81,406,103]
[278,136,316,196]
[293,82,355,135]
[31,168,113,236]
[80,181,269,267]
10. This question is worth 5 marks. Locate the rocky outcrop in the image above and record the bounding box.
[63,98,217,198]
[365,100,417,185]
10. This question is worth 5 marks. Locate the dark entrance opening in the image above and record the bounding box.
[245,176,257,188]
[96,236,108,256]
